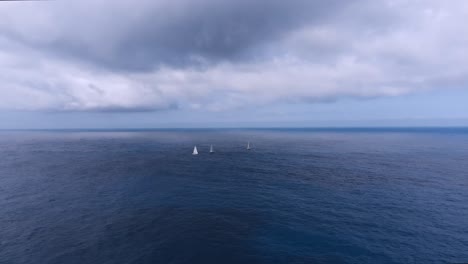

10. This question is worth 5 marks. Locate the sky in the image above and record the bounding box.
[0,0,467,128]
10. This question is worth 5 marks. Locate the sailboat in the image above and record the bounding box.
[192,146,198,155]
[210,145,214,154]
[247,142,251,150]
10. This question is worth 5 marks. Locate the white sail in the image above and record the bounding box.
[247,142,251,150]
[210,145,214,153]
[193,146,198,155]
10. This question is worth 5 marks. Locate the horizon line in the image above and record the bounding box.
[1,126,468,131]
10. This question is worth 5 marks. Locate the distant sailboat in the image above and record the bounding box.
[247,142,251,150]
[192,146,198,155]
[210,145,214,154]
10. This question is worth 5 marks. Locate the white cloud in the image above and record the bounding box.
[0,0,468,112]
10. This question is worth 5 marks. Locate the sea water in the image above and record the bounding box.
[1,128,467,263]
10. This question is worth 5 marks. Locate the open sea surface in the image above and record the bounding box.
[1,128,468,264]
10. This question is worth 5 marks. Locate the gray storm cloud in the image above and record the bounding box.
[0,0,467,111]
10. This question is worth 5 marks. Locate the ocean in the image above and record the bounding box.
[1,128,467,264]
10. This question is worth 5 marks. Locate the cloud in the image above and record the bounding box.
[0,0,467,112]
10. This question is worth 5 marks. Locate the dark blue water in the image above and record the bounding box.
[1,128,468,264]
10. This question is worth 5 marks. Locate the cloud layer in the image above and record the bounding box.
[1,0,467,112]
